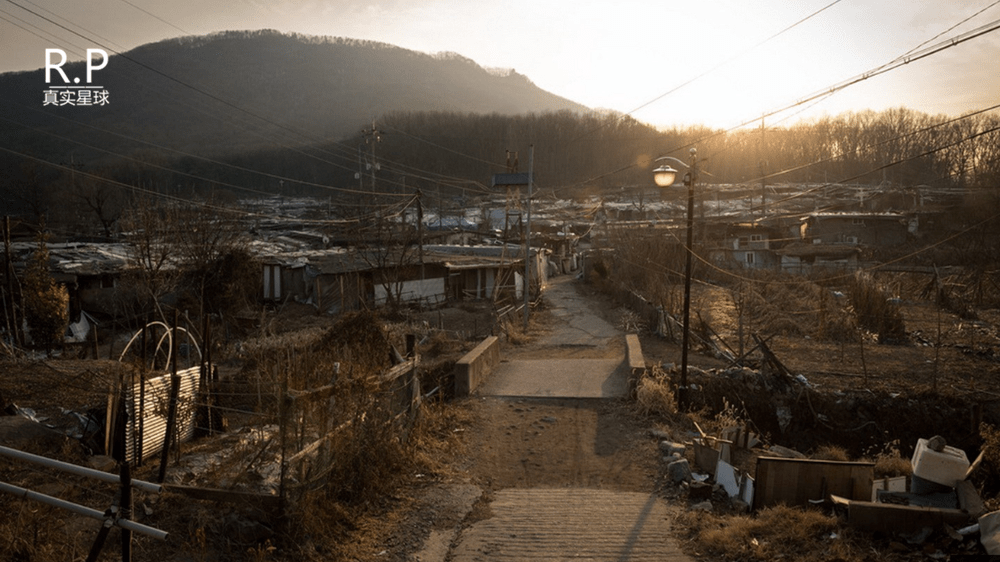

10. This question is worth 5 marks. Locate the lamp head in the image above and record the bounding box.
[653,165,678,187]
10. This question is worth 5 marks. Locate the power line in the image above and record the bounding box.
[114,0,189,36]
[625,0,845,122]
[0,143,416,226]
[569,0,845,144]
[565,16,1000,192]
[0,7,87,57]
[0,108,411,198]
[3,7,496,201]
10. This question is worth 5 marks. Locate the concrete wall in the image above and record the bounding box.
[454,336,500,397]
[625,333,647,396]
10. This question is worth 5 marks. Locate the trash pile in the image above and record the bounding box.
[657,425,999,557]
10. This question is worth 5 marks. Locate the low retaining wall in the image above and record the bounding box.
[625,333,647,395]
[454,336,500,397]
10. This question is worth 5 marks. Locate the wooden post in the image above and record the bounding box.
[278,365,289,514]
[315,277,322,315]
[205,314,215,435]
[859,328,868,386]
[85,510,114,562]
[157,311,181,483]
[120,461,132,561]
[117,382,132,561]
[3,216,21,347]
[138,319,147,466]
[90,322,99,359]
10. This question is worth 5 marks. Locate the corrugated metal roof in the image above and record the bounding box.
[491,172,532,187]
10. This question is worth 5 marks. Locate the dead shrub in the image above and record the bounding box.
[847,272,907,344]
[810,444,849,462]
[676,505,862,561]
[635,366,676,418]
[864,439,912,478]
[976,423,1000,502]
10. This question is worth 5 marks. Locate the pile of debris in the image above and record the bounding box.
[656,424,1000,556]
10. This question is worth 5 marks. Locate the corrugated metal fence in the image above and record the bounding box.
[122,366,201,465]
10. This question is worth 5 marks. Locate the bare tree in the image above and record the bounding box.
[119,196,178,322]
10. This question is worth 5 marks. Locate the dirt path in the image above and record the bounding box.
[402,275,693,562]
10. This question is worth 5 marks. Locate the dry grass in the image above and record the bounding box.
[635,366,676,418]
[862,440,913,479]
[847,272,907,344]
[676,505,871,562]
[810,444,850,462]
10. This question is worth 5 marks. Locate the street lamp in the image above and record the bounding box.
[653,147,698,411]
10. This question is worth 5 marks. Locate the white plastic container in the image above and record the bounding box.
[911,438,970,488]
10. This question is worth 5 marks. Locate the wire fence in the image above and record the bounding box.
[97,318,426,512]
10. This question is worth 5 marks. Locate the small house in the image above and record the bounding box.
[801,213,912,247]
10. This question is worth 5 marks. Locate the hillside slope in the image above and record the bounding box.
[0,30,588,170]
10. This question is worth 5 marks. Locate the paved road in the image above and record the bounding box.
[480,275,628,399]
[479,358,627,398]
[451,488,689,561]
[440,275,694,562]
[535,274,621,349]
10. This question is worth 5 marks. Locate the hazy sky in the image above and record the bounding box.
[3,0,1000,129]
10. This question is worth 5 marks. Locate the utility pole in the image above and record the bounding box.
[760,116,767,219]
[362,120,383,195]
[416,190,424,287]
[2,216,20,348]
[523,146,533,332]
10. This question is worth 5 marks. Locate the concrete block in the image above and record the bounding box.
[658,440,686,456]
[668,458,691,483]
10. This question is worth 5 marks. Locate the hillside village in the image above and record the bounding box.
[2,25,1000,562]
[2,178,966,336]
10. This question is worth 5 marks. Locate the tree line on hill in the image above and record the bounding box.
[4,106,999,239]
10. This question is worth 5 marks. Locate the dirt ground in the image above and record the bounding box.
[3,272,1000,561]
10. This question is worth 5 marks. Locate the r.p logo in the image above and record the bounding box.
[45,48,108,84]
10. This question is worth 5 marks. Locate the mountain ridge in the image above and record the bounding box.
[0,29,589,168]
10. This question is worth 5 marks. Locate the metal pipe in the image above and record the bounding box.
[0,444,162,494]
[0,481,168,540]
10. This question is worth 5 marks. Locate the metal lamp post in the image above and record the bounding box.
[652,147,698,411]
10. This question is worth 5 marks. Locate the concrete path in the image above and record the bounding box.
[451,488,689,561]
[479,359,627,398]
[480,275,628,399]
[535,275,621,348]
[445,276,694,562]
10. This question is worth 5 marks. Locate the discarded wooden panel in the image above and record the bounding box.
[163,483,282,511]
[831,495,972,535]
[957,480,986,517]
[721,425,759,449]
[693,442,720,475]
[871,475,907,501]
[754,457,873,510]
[965,450,985,481]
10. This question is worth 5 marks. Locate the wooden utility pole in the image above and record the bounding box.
[157,311,181,483]
[760,116,767,218]
[3,216,20,347]
[417,190,425,288]
[523,146,534,331]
